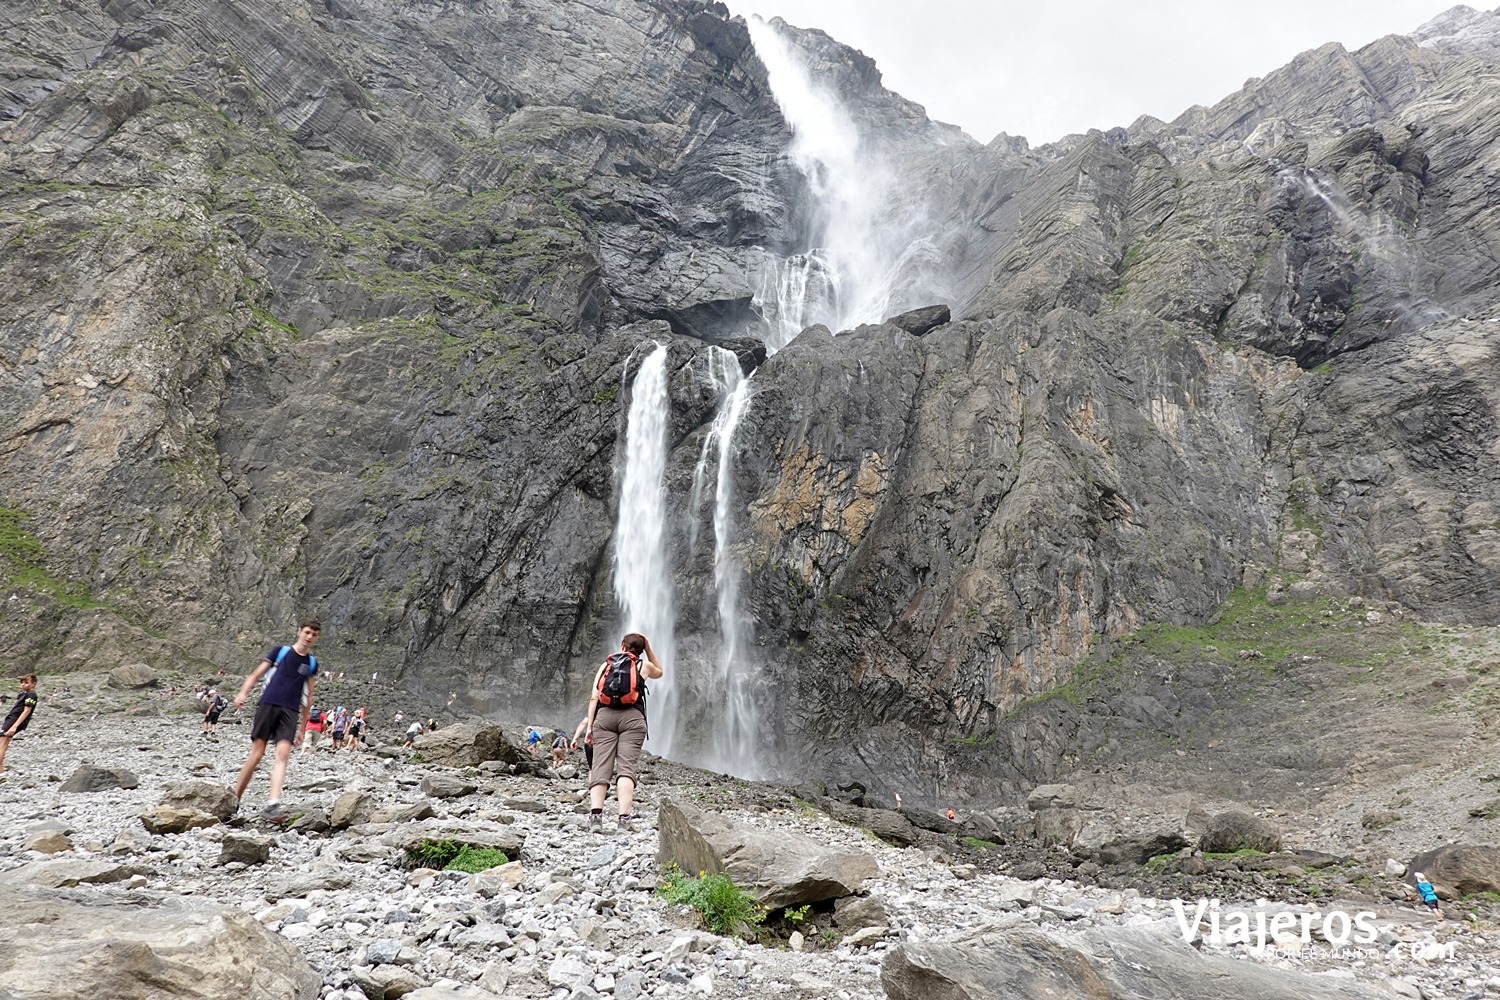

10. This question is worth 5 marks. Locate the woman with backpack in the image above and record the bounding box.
[584,632,663,833]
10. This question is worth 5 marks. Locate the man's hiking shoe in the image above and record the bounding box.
[262,801,288,822]
[617,814,634,833]
[587,812,604,834]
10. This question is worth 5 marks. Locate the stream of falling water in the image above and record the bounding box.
[611,343,678,749]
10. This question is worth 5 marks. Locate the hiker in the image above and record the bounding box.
[200,689,227,739]
[525,726,543,755]
[571,716,594,771]
[231,619,320,820]
[550,728,569,768]
[1413,872,1444,919]
[303,705,325,753]
[584,632,663,832]
[328,706,347,751]
[344,707,366,750]
[0,674,39,777]
[403,719,423,748]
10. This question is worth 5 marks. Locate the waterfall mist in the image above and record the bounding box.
[747,16,944,348]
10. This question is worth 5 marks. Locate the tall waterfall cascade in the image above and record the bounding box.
[746,16,941,349]
[611,344,679,749]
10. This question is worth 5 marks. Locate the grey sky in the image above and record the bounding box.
[724,1,1464,145]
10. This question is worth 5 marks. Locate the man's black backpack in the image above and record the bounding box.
[596,651,644,708]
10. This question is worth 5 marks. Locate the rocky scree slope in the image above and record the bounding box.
[4,1,1500,799]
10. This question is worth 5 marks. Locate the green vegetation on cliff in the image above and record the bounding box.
[0,506,102,609]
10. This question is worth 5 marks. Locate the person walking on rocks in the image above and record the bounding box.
[571,716,594,771]
[0,674,39,777]
[1413,872,1444,920]
[550,728,569,768]
[200,689,227,739]
[231,620,321,820]
[584,632,662,833]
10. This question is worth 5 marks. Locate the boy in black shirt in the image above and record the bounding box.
[232,621,320,818]
[0,674,39,777]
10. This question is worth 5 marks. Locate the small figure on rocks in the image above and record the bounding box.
[344,708,366,750]
[231,619,321,820]
[946,808,956,821]
[200,690,227,739]
[894,791,902,809]
[550,728,569,768]
[0,674,39,777]
[571,716,594,770]
[1413,872,1444,920]
[302,706,325,753]
[329,706,347,751]
[525,725,543,755]
[584,632,663,833]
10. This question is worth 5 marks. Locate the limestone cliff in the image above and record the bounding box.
[4,0,1500,799]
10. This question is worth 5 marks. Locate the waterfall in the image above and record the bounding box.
[612,343,678,748]
[700,350,758,777]
[747,17,937,347]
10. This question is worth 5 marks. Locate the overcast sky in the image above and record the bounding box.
[723,1,1462,144]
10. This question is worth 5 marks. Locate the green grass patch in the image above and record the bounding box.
[0,506,105,608]
[960,836,999,851]
[403,838,508,872]
[656,863,766,937]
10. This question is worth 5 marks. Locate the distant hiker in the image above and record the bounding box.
[584,632,663,833]
[200,690,227,739]
[0,674,39,777]
[345,708,366,750]
[894,791,902,810]
[403,720,423,748]
[571,716,594,770]
[329,706,347,750]
[525,726,543,755]
[550,729,569,768]
[231,619,320,820]
[1413,872,1444,919]
[946,808,956,821]
[303,706,325,753]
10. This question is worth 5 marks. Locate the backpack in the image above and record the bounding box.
[596,651,643,708]
[211,695,226,712]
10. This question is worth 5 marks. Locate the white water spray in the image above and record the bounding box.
[747,17,934,348]
[702,351,758,776]
[612,344,678,748]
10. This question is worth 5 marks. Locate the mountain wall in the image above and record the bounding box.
[4,0,1500,800]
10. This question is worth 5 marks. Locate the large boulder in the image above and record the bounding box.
[657,798,878,909]
[0,860,135,889]
[1073,815,1192,865]
[158,781,238,820]
[107,662,158,689]
[1199,810,1282,854]
[1407,844,1500,897]
[0,886,320,999]
[824,801,918,847]
[881,924,1389,1000]
[414,723,525,768]
[60,764,139,793]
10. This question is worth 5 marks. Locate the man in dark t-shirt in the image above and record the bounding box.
[231,620,320,819]
[0,674,39,776]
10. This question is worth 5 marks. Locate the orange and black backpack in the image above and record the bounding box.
[596,651,644,708]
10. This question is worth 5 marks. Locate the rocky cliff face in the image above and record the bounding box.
[5,0,1500,801]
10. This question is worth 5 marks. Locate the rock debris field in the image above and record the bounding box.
[0,699,1494,1000]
